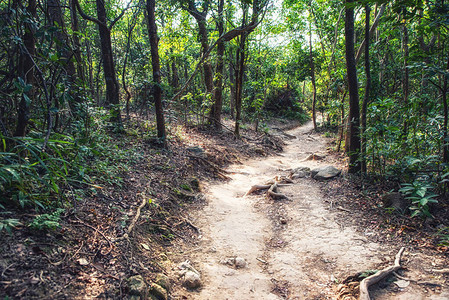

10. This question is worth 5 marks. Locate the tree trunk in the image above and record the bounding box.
[210,0,225,129]
[95,0,122,127]
[47,0,80,112]
[123,16,136,120]
[14,0,36,137]
[361,5,371,174]
[309,20,317,131]
[171,51,179,89]
[443,55,449,164]
[234,5,248,137]
[402,9,409,140]
[345,0,361,173]
[70,0,84,82]
[229,51,236,119]
[187,0,213,95]
[146,0,166,141]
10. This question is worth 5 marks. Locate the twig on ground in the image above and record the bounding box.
[337,206,352,213]
[257,257,267,264]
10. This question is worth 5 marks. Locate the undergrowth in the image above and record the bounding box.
[0,108,138,213]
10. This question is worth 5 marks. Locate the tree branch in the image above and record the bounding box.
[170,4,267,103]
[355,3,386,64]
[73,0,108,31]
[109,0,135,30]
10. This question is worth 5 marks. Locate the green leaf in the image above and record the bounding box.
[416,189,426,198]
[23,94,31,105]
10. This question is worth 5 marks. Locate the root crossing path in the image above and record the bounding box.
[172,121,437,299]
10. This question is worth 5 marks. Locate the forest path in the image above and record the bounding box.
[172,120,446,299]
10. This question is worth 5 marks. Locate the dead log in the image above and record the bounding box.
[359,247,405,300]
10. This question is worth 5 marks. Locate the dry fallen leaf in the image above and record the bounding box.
[78,258,89,266]
[141,243,151,251]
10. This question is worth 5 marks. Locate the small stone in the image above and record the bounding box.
[187,146,205,157]
[150,283,168,300]
[183,271,201,289]
[280,217,287,224]
[291,171,306,179]
[220,257,235,266]
[234,257,247,269]
[127,275,148,298]
[311,166,341,180]
[155,273,170,291]
[293,166,310,173]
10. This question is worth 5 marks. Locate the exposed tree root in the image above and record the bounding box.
[188,154,231,179]
[359,247,405,300]
[245,184,272,196]
[268,182,288,200]
[431,268,449,274]
[245,176,291,200]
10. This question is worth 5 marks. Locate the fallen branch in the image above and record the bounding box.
[359,247,405,300]
[126,193,147,235]
[114,193,147,242]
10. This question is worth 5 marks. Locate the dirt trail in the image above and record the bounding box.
[172,121,448,299]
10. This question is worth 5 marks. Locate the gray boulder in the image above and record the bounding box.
[311,166,341,180]
[382,192,410,213]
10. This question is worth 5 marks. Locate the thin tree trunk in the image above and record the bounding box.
[355,3,386,64]
[309,19,317,131]
[345,0,361,173]
[95,0,122,126]
[443,54,449,164]
[146,0,166,141]
[229,52,235,118]
[234,5,248,137]
[123,15,137,120]
[402,9,409,140]
[187,0,213,95]
[361,5,371,174]
[171,49,179,89]
[210,0,225,129]
[70,0,84,82]
[337,90,348,152]
[14,0,36,137]
[47,0,80,108]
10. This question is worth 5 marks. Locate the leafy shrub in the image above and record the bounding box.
[28,208,64,231]
[399,180,438,218]
[0,218,22,233]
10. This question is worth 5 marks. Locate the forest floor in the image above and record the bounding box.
[170,120,449,300]
[1,117,449,299]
